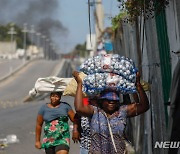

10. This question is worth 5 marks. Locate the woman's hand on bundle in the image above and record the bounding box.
[35,141,41,149]
[126,71,149,117]
[72,71,83,84]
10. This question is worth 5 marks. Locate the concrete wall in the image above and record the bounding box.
[166,0,180,72]
[113,0,180,153]
[113,15,170,153]
[0,41,17,54]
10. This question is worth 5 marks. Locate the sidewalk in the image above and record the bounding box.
[0,59,23,79]
[0,59,38,83]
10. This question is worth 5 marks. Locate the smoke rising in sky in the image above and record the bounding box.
[0,0,68,52]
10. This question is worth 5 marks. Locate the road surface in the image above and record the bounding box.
[0,59,80,154]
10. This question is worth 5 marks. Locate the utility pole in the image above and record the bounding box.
[46,38,50,60]
[95,0,104,42]
[22,23,28,61]
[36,32,41,58]
[7,25,16,73]
[88,0,104,56]
[36,32,41,48]
[41,35,46,59]
[49,42,53,60]
[50,43,55,60]
[30,25,35,45]
[8,25,17,58]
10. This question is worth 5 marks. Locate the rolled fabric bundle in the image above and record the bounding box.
[28,73,88,99]
[29,88,38,97]
[28,76,72,97]
[63,72,88,97]
[34,76,72,93]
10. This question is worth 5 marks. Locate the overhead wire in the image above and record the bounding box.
[88,0,92,47]
[142,0,146,54]
[109,0,113,20]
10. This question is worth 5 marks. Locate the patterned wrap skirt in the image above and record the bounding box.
[41,116,70,149]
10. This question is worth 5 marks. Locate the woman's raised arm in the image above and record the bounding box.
[127,72,149,117]
[73,71,94,117]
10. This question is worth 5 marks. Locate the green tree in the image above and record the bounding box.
[0,23,31,49]
[62,42,87,59]
[72,42,87,57]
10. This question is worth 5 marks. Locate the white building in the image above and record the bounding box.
[0,41,17,59]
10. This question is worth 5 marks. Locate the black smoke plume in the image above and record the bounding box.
[0,0,68,51]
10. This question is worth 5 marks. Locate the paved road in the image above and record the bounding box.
[0,97,80,154]
[0,59,80,154]
[0,59,61,108]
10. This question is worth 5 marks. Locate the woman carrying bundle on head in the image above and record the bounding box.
[73,71,149,154]
[35,92,76,154]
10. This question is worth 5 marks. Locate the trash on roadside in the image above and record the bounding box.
[6,134,19,144]
[0,138,8,150]
[0,134,20,150]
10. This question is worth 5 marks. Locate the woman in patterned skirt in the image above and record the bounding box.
[35,92,75,154]
[73,71,149,154]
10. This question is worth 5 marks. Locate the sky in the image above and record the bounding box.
[0,0,120,54]
[60,0,120,53]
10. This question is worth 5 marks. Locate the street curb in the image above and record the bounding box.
[51,58,65,76]
[0,58,41,83]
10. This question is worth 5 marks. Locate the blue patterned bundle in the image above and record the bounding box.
[80,54,138,95]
